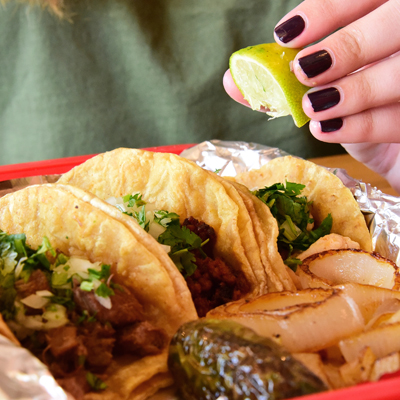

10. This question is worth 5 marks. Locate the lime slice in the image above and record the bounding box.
[230,43,310,127]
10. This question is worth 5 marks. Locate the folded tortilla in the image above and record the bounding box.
[0,184,197,400]
[233,156,372,252]
[58,148,296,303]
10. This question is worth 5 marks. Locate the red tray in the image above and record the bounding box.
[1,144,400,400]
[0,144,194,181]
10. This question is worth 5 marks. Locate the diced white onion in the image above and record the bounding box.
[95,294,112,309]
[14,257,28,279]
[36,290,54,297]
[21,294,50,309]
[53,256,101,281]
[148,222,166,240]
[42,305,69,329]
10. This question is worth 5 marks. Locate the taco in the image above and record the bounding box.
[232,156,372,264]
[0,184,197,400]
[58,148,296,316]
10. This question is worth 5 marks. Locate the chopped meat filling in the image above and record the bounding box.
[15,269,50,298]
[20,282,167,400]
[73,281,144,326]
[116,321,168,357]
[57,370,91,400]
[183,217,250,317]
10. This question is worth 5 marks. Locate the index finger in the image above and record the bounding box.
[274,0,387,47]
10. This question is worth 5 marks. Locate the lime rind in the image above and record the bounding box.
[230,43,310,128]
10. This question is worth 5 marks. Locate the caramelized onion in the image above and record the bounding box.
[208,288,364,353]
[300,250,400,290]
[339,322,400,363]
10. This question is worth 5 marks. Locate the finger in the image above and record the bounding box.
[291,0,400,86]
[223,69,251,108]
[223,69,269,112]
[309,102,400,143]
[302,52,400,120]
[274,0,387,47]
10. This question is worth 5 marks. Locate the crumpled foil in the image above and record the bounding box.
[0,139,399,400]
[0,336,69,400]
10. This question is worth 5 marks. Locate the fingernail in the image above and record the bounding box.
[320,118,343,132]
[298,50,332,78]
[274,15,305,43]
[308,87,340,112]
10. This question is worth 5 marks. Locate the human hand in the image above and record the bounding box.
[273,0,400,192]
[224,0,400,193]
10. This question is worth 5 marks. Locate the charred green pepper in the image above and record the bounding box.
[168,319,327,400]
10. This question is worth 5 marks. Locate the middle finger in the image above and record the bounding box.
[293,0,400,86]
[302,52,400,120]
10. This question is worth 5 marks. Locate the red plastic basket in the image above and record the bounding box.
[1,144,400,400]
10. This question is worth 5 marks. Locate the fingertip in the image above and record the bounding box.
[302,92,314,118]
[223,69,251,108]
[273,13,308,48]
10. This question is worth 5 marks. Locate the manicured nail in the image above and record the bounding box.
[274,15,305,43]
[308,87,340,112]
[320,118,343,132]
[298,50,332,78]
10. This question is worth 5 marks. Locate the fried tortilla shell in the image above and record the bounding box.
[0,184,196,400]
[233,156,372,252]
[58,148,290,297]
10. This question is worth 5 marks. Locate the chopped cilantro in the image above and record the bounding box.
[48,295,75,311]
[123,193,146,208]
[80,281,94,291]
[88,264,111,281]
[253,182,332,270]
[0,231,57,320]
[95,282,115,298]
[118,195,206,277]
[86,372,107,391]
[154,210,180,227]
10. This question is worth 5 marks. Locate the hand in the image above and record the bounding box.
[224,0,400,193]
[274,0,400,193]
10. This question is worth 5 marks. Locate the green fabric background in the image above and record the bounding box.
[0,0,344,165]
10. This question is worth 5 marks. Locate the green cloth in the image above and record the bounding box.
[0,0,344,165]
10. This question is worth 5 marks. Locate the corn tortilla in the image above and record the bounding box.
[58,148,289,296]
[0,184,196,399]
[233,156,372,252]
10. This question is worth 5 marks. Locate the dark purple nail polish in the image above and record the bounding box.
[299,50,332,78]
[274,15,305,44]
[320,118,343,132]
[308,87,340,112]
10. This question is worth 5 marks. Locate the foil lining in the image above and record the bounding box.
[0,139,399,400]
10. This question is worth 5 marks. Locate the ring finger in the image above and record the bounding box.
[309,102,400,143]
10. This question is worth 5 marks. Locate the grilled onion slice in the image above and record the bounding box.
[339,322,400,363]
[207,288,364,353]
[299,249,400,290]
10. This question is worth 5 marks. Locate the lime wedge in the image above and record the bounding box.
[230,43,310,127]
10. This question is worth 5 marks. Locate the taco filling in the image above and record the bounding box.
[0,230,168,400]
[107,194,250,317]
[252,182,333,270]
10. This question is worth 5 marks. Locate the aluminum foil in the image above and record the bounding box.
[0,336,69,400]
[0,139,399,400]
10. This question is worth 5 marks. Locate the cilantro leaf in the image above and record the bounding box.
[86,372,107,391]
[254,182,332,261]
[123,193,146,208]
[131,206,150,232]
[95,283,115,298]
